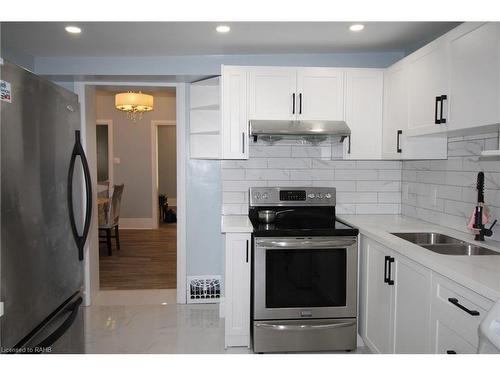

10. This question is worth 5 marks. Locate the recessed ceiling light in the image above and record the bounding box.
[349,24,365,32]
[65,26,82,34]
[216,25,230,33]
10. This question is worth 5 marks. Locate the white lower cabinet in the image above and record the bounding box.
[361,236,431,353]
[361,235,496,354]
[429,273,494,353]
[224,233,251,348]
[392,254,432,353]
[362,238,394,353]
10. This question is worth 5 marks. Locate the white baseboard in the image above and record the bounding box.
[119,217,156,229]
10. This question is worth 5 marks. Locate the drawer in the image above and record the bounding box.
[253,318,357,353]
[435,319,477,354]
[431,273,494,348]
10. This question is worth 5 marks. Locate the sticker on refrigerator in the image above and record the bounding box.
[1,80,12,103]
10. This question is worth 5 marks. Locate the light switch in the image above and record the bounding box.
[114,157,121,164]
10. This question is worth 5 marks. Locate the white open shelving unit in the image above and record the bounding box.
[189,77,221,159]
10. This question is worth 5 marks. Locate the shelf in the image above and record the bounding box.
[481,150,500,157]
[190,84,220,109]
[190,134,221,159]
[190,104,220,111]
[190,109,220,134]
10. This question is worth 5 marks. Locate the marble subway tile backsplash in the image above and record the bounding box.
[221,143,402,215]
[402,133,500,242]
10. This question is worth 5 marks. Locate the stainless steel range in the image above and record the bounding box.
[249,187,359,353]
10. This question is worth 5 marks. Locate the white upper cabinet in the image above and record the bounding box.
[344,69,383,159]
[221,65,249,160]
[382,61,447,160]
[296,68,345,120]
[248,67,297,120]
[407,37,450,134]
[382,61,407,158]
[248,66,345,122]
[448,22,500,131]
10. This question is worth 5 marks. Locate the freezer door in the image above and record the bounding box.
[1,61,85,349]
[12,292,84,354]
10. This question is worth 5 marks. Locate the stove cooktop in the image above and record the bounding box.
[250,217,359,237]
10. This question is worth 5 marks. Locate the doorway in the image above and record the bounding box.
[92,86,178,291]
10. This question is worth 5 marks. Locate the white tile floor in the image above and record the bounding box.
[84,289,368,354]
[84,289,250,354]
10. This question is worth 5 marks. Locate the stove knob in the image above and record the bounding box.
[308,193,315,199]
[262,193,269,199]
[254,193,261,199]
[325,193,332,199]
[318,193,324,199]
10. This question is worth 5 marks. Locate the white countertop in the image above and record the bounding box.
[221,215,253,233]
[338,214,500,301]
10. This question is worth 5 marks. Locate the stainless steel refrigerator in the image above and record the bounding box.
[1,60,92,354]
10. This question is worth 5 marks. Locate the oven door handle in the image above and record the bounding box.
[255,239,357,249]
[254,321,356,331]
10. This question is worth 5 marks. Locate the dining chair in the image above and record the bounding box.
[99,184,124,256]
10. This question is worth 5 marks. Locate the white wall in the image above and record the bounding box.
[95,90,176,226]
[402,133,500,241]
[222,141,402,215]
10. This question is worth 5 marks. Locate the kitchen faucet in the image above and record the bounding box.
[473,172,497,241]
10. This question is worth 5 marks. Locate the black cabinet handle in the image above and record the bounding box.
[384,256,390,284]
[396,130,403,153]
[68,130,92,261]
[299,93,302,115]
[347,135,351,154]
[292,93,296,114]
[246,240,249,263]
[446,350,457,354]
[447,298,480,316]
[387,257,395,285]
[435,96,441,124]
[440,95,447,124]
[242,132,245,154]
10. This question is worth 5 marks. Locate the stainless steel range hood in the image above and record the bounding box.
[249,120,351,137]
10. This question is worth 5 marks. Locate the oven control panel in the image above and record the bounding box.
[249,187,336,206]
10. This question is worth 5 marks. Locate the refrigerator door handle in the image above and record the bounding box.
[68,130,92,261]
[33,297,83,352]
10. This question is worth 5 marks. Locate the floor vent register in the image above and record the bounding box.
[187,275,221,304]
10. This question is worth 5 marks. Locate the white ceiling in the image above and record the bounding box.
[1,22,461,57]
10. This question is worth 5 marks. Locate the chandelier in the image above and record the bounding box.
[115,91,154,122]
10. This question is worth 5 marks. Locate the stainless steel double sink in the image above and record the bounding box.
[390,232,500,256]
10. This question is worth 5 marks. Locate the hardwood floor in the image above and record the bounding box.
[99,222,177,290]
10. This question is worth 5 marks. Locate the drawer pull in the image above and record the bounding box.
[448,297,480,316]
[446,350,457,354]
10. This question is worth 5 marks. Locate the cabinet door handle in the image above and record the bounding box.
[292,93,296,114]
[347,135,351,154]
[447,298,480,316]
[434,96,440,124]
[387,257,395,285]
[384,255,390,284]
[246,240,249,263]
[299,93,302,115]
[242,132,245,154]
[446,350,457,354]
[396,130,402,153]
[440,95,447,124]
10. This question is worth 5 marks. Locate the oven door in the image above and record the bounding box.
[253,236,357,320]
